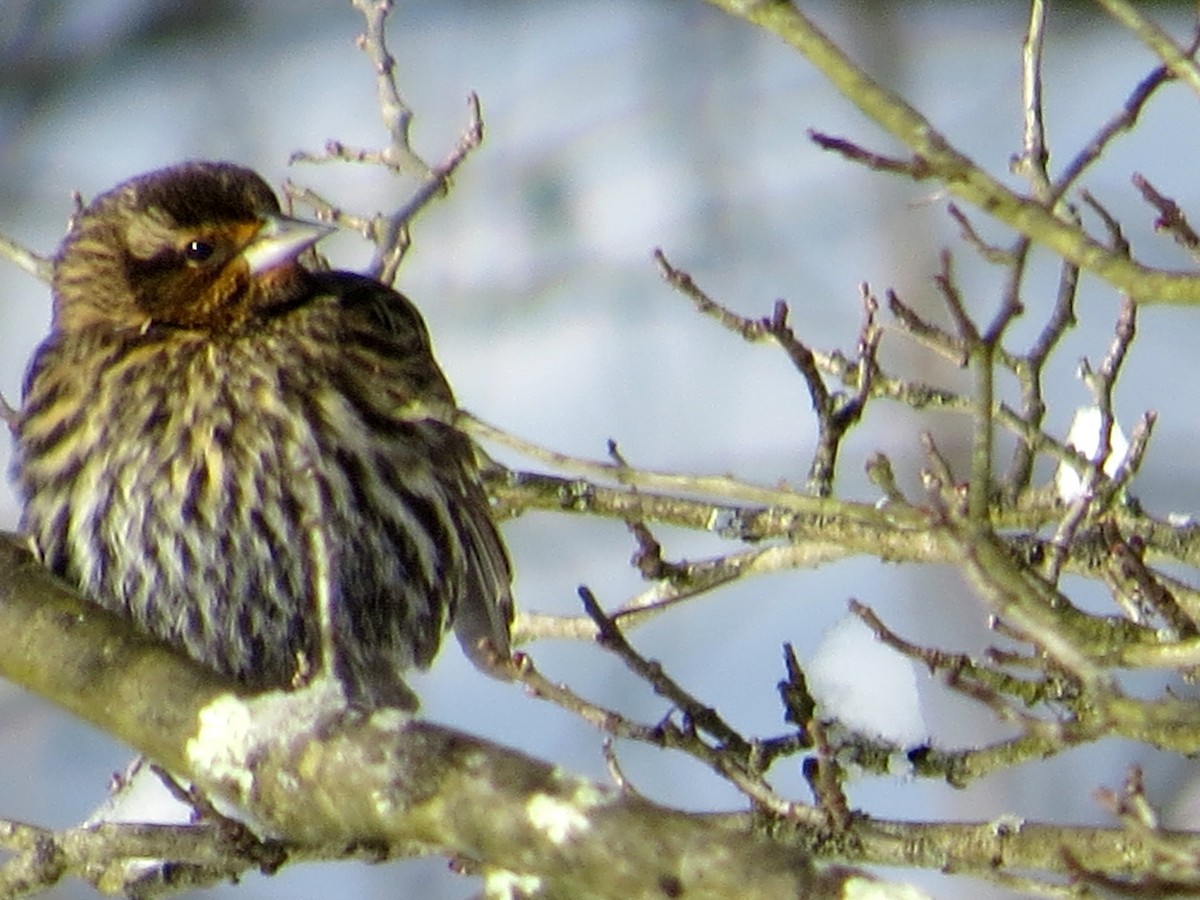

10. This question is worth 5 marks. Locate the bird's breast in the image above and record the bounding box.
[15,325,452,684]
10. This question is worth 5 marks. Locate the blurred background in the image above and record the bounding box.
[2,1,1200,897]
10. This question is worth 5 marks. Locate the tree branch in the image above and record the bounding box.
[704,0,1200,304]
[0,533,856,899]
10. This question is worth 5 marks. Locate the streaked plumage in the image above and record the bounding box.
[12,161,512,709]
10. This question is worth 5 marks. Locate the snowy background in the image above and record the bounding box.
[3,2,1200,898]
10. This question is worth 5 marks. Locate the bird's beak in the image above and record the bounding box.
[241,214,335,275]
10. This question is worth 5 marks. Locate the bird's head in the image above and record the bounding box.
[51,161,333,333]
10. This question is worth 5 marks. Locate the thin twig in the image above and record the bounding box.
[946,204,1017,265]
[1004,250,1079,492]
[288,0,486,283]
[507,650,823,825]
[1132,173,1200,263]
[0,232,52,282]
[807,131,934,177]
[653,248,772,340]
[1094,0,1200,99]
[1012,0,1051,198]
[578,587,749,754]
[1050,41,1186,203]
[805,719,852,831]
[292,0,426,174]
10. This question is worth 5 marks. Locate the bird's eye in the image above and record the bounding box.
[183,239,215,263]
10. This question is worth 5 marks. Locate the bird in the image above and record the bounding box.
[11,161,513,710]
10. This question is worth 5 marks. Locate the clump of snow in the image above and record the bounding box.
[1056,406,1129,503]
[806,614,927,747]
[83,758,192,827]
[842,876,934,900]
[485,869,544,898]
[525,793,592,845]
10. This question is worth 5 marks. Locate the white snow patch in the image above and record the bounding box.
[484,869,543,898]
[83,760,192,827]
[807,614,927,747]
[526,792,592,845]
[842,876,933,900]
[1056,406,1129,502]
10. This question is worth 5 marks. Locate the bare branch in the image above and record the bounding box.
[0,232,52,283]
[1133,172,1200,263]
[705,0,1200,303]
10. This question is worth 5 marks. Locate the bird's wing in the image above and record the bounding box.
[316,270,514,672]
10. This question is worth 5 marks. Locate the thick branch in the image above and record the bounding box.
[6,527,1200,891]
[0,534,839,899]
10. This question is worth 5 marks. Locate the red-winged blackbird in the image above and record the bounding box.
[12,161,513,709]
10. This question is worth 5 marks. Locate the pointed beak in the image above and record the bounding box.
[241,214,335,275]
